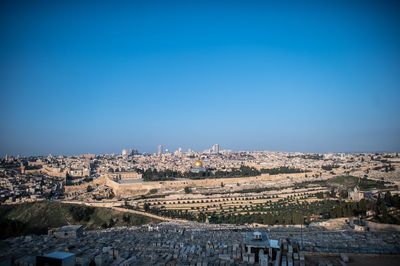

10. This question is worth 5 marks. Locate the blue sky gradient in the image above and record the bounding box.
[1,0,399,156]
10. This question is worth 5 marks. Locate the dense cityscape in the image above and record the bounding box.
[2,0,400,265]
[1,146,400,265]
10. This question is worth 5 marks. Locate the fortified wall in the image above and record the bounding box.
[41,165,67,178]
[65,173,308,197]
[105,172,142,180]
[64,176,109,194]
[104,173,307,197]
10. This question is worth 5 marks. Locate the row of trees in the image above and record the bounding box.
[329,192,400,224]
[144,198,339,225]
[141,166,311,181]
[184,166,262,179]
[142,192,400,225]
[321,164,340,171]
[213,166,261,178]
[141,166,262,181]
[300,154,324,160]
[373,164,395,172]
[260,167,310,175]
[140,169,179,181]
[208,212,306,225]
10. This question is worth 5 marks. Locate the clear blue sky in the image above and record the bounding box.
[1,0,399,156]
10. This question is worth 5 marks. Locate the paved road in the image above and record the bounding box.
[111,206,188,222]
[60,200,187,223]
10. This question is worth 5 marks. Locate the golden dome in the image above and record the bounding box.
[194,160,203,167]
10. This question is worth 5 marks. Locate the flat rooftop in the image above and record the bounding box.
[244,232,280,249]
[43,251,75,260]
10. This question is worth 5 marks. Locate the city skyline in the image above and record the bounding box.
[1,1,400,156]
[2,142,399,158]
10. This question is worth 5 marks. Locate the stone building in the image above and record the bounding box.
[348,186,364,201]
[52,225,83,238]
[244,231,280,263]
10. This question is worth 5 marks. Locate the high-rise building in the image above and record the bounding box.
[158,145,163,156]
[122,149,128,157]
[212,144,220,154]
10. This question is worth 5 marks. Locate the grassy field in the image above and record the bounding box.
[0,201,160,239]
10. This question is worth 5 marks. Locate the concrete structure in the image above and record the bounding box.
[53,225,83,239]
[212,144,220,154]
[158,145,163,157]
[36,251,75,266]
[244,232,280,262]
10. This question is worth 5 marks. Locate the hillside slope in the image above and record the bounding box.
[0,201,160,239]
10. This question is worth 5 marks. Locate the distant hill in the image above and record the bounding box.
[0,201,160,239]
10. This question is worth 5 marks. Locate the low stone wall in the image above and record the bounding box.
[366,221,400,232]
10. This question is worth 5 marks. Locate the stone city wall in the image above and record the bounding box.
[65,173,308,197]
[106,172,142,180]
[64,176,109,194]
[41,165,67,178]
[106,173,307,197]
[23,169,42,175]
